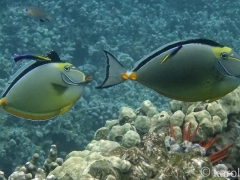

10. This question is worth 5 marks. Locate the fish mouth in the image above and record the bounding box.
[61,72,82,86]
[217,60,234,77]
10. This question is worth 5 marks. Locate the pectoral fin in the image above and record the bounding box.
[51,83,68,95]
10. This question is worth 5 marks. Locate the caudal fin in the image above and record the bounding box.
[96,50,127,89]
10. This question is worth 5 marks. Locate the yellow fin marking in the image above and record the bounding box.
[161,54,171,64]
[2,106,60,120]
[35,55,51,61]
[60,103,74,115]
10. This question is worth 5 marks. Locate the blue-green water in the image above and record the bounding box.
[0,0,240,178]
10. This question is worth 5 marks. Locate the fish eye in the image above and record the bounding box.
[64,65,70,72]
[220,52,228,59]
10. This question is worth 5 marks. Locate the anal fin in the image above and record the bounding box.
[60,103,74,115]
[207,94,226,103]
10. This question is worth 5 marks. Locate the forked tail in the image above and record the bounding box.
[96,50,127,89]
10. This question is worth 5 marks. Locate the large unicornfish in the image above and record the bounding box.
[0,51,92,120]
[96,38,240,102]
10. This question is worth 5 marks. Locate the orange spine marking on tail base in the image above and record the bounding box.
[129,72,137,81]
[121,73,129,80]
[0,98,7,106]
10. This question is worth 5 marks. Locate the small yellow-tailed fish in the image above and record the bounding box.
[0,51,92,120]
[96,38,240,102]
[25,6,51,22]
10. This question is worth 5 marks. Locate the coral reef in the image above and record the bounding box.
[7,145,63,180]
[92,98,239,179]
[2,97,240,179]
[169,100,228,141]
[48,132,212,180]
[47,97,240,179]
[1,0,240,179]
[0,171,6,180]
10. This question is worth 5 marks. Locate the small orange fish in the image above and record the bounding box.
[25,6,51,22]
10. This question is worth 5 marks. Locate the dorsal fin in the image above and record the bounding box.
[46,51,61,62]
[14,51,61,63]
[133,38,224,71]
[14,54,51,62]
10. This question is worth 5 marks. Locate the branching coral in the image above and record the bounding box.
[7,145,63,180]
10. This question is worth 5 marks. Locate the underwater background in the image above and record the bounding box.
[1,0,240,179]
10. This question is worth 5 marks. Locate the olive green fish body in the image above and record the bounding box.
[5,63,79,112]
[97,39,240,102]
[0,51,90,120]
[135,44,238,101]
